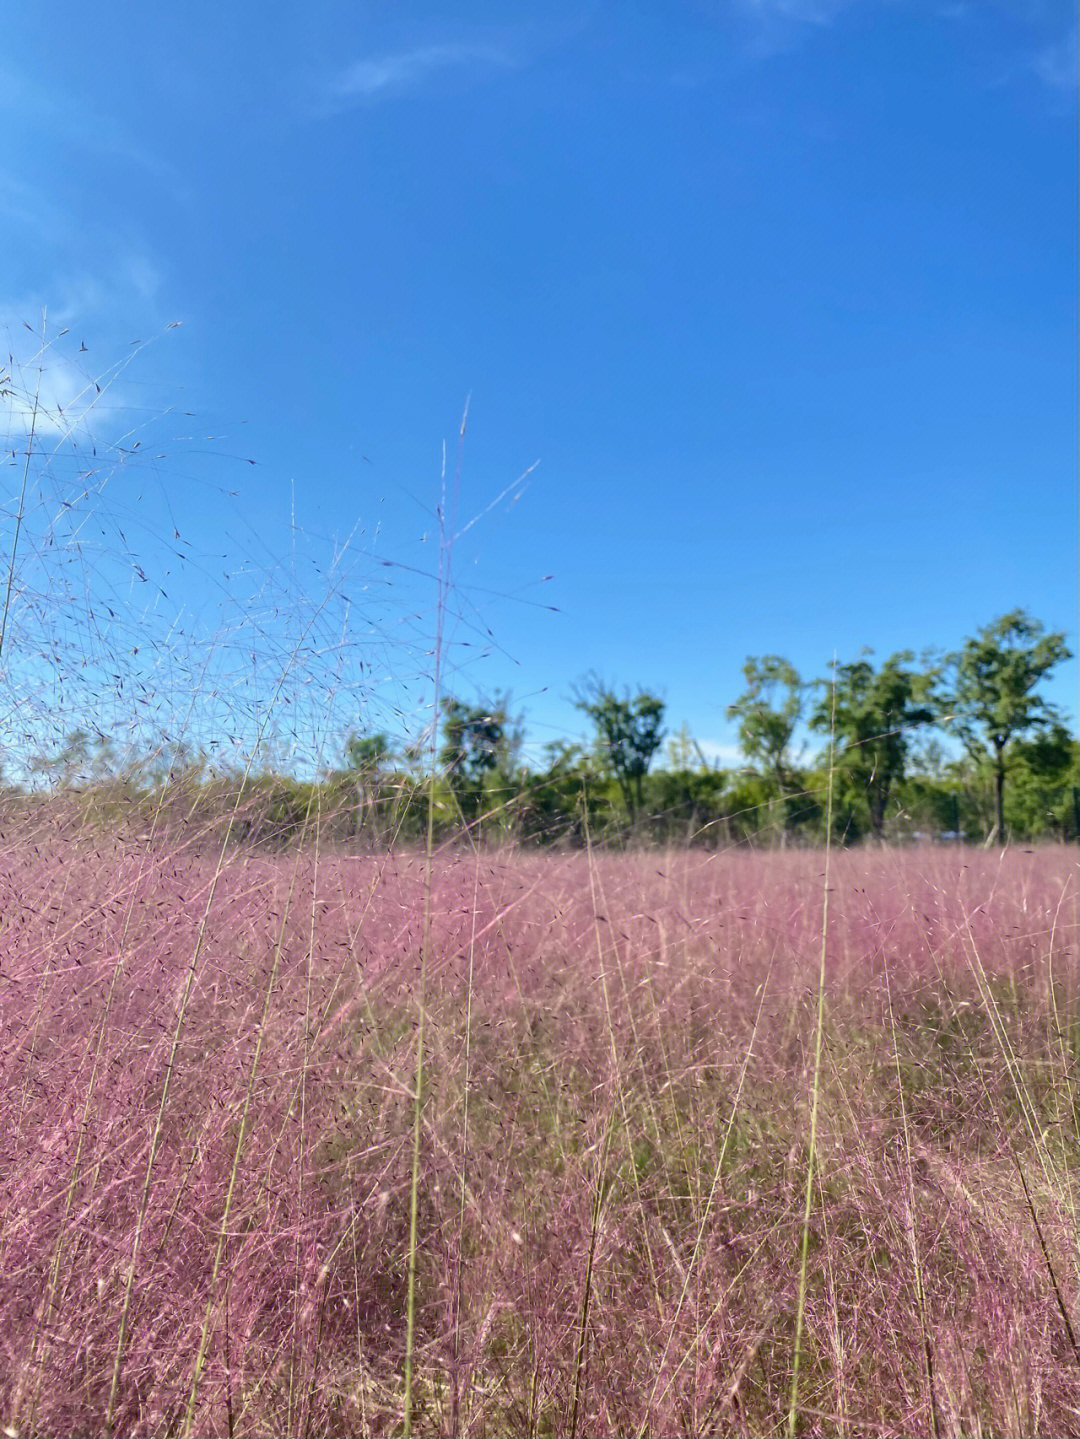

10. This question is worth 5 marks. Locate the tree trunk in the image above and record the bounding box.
[869,789,886,844]
[618,774,636,833]
[776,771,793,850]
[993,747,1006,843]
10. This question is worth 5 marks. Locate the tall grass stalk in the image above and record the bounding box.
[17,568,217,1435]
[584,836,665,1319]
[958,898,1075,1215]
[567,818,625,1439]
[0,323,39,668]
[787,662,836,1438]
[106,614,331,1436]
[287,797,324,1438]
[884,940,941,1438]
[933,914,1080,1374]
[450,847,483,1435]
[182,774,326,1435]
[403,406,463,1437]
[638,945,777,1433]
[569,1102,616,1439]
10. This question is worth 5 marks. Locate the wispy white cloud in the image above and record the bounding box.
[735,0,1077,84]
[317,42,513,113]
[742,0,854,24]
[730,0,859,58]
[0,167,70,245]
[126,255,163,303]
[1,300,173,442]
[0,65,185,195]
[1,322,108,439]
[0,66,178,375]
[1031,26,1077,90]
[2,252,170,349]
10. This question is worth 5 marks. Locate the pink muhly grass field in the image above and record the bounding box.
[1,830,1077,1436]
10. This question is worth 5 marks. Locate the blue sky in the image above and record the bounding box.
[2,1,1076,770]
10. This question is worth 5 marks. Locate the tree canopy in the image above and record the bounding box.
[573,677,666,827]
[10,612,1075,850]
[811,651,934,841]
[944,610,1071,841]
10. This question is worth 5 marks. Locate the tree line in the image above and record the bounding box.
[12,609,1078,849]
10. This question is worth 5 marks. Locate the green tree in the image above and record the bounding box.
[29,727,117,789]
[665,722,701,772]
[343,730,394,775]
[339,730,397,842]
[573,677,666,828]
[439,693,521,833]
[543,738,590,774]
[514,741,594,846]
[646,766,727,847]
[1004,724,1079,841]
[811,652,935,842]
[721,768,784,846]
[899,739,985,840]
[726,656,805,845]
[944,610,1072,843]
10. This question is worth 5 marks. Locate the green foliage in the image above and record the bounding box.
[7,612,1075,850]
[717,769,778,845]
[516,750,593,846]
[439,696,518,782]
[665,721,708,772]
[727,656,804,784]
[573,676,666,827]
[897,755,987,841]
[29,728,118,789]
[811,652,935,841]
[238,774,318,848]
[334,731,403,844]
[343,730,395,775]
[1004,724,1080,840]
[439,694,521,835]
[644,766,727,846]
[727,656,806,844]
[945,610,1072,841]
